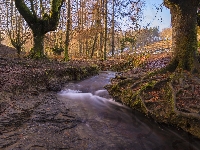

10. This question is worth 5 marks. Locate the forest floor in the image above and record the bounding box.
[110,53,200,115]
[0,44,200,149]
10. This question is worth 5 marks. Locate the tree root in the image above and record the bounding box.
[106,69,200,138]
[169,83,200,120]
[125,78,169,116]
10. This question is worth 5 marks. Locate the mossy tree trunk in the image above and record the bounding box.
[164,0,200,72]
[31,32,45,58]
[15,0,64,59]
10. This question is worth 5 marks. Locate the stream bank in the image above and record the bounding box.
[0,46,99,149]
[57,71,200,149]
[105,56,200,139]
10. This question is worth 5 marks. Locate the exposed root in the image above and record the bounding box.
[106,68,200,138]
[169,82,200,120]
[138,95,153,115]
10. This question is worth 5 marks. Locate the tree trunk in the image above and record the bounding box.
[111,0,115,57]
[91,34,98,58]
[85,40,89,57]
[31,33,45,58]
[64,0,71,61]
[78,0,83,57]
[103,0,107,60]
[164,0,199,72]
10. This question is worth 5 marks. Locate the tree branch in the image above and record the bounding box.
[39,0,45,16]
[15,0,35,28]
[44,0,64,32]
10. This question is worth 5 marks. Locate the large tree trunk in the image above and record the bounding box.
[164,0,200,72]
[30,23,46,58]
[31,33,45,58]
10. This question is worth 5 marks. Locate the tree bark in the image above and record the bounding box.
[64,0,71,61]
[111,0,115,57]
[91,34,98,58]
[31,33,45,58]
[164,0,200,72]
[103,0,107,60]
[78,0,83,57]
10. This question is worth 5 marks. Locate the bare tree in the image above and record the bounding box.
[111,0,115,57]
[103,0,107,60]
[64,0,71,61]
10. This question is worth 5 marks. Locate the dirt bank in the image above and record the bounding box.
[0,44,99,149]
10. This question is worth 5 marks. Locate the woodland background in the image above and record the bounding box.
[0,0,173,61]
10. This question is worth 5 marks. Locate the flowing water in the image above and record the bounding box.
[57,71,200,150]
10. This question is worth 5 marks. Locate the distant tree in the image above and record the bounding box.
[15,0,64,59]
[151,27,160,42]
[160,28,172,41]
[90,1,102,58]
[103,0,108,60]
[134,27,159,48]
[164,0,200,72]
[0,19,5,45]
[111,0,115,57]
[0,31,4,45]
[7,2,26,56]
[64,0,71,61]
[120,36,136,52]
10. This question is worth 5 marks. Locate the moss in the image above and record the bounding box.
[131,97,148,114]
[167,113,200,138]
[141,80,157,91]
[121,89,133,105]
[107,68,200,138]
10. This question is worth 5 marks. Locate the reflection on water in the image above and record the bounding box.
[58,71,200,150]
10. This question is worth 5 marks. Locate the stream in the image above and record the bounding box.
[57,71,200,150]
